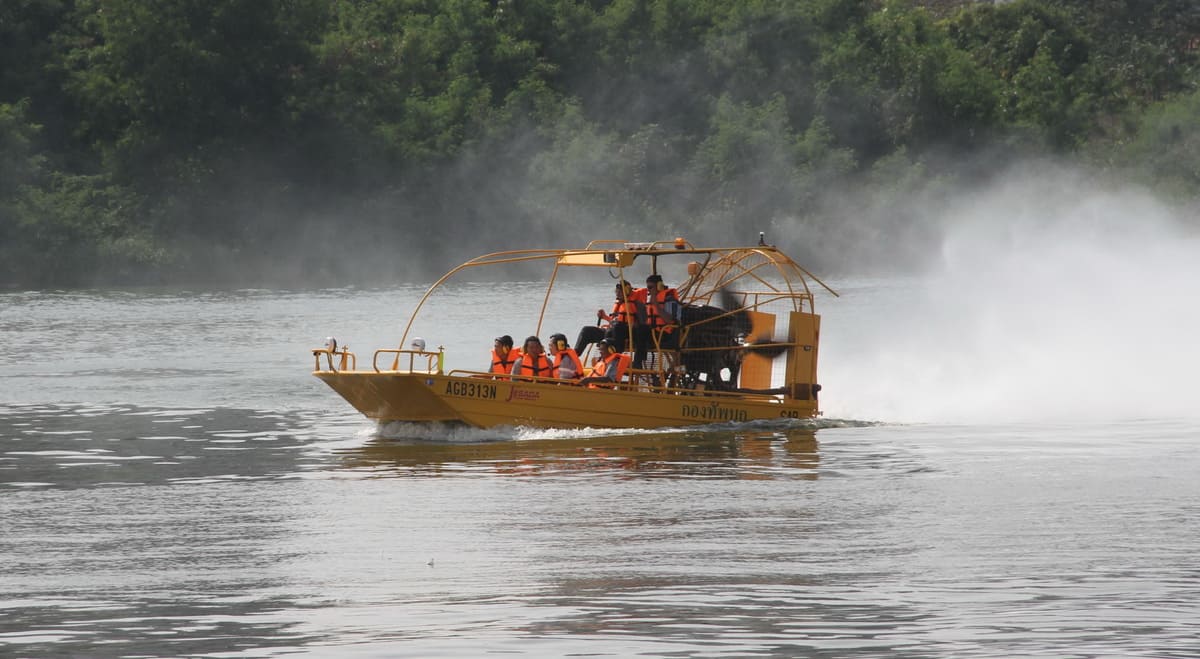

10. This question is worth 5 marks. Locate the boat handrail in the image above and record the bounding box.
[443,368,786,402]
[726,290,814,311]
[312,347,356,372]
[675,341,805,354]
[447,369,595,386]
[581,238,697,251]
[609,380,785,401]
[373,349,443,374]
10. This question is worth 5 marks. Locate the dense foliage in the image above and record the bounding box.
[2,0,1198,286]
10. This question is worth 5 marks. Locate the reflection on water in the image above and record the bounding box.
[0,403,361,489]
[518,578,932,658]
[3,403,1200,657]
[2,591,322,658]
[1,484,324,657]
[339,428,821,480]
[0,404,344,658]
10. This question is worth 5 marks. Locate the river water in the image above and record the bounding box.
[2,276,1199,658]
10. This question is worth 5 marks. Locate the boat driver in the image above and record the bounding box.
[575,280,642,356]
[636,274,681,364]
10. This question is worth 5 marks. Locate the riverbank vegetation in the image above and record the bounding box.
[2,0,1198,286]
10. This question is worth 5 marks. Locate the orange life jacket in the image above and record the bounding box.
[644,287,679,331]
[490,348,521,374]
[553,348,585,379]
[607,299,640,326]
[598,351,632,382]
[516,352,553,379]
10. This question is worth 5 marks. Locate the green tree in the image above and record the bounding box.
[815,2,1002,155]
[1,100,162,285]
[1107,88,1200,198]
[55,0,328,251]
[1052,0,1200,103]
[701,0,823,127]
[1,1,84,163]
[5,0,1200,287]
[519,102,673,236]
[297,0,552,169]
[690,94,854,226]
[0,101,44,276]
[867,2,1002,147]
[0,101,43,195]
[946,0,1105,148]
[65,0,325,165]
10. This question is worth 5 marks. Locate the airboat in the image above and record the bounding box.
[311,237,837,429]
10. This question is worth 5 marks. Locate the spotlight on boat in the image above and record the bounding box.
[324,336,337,353]
[674,236,686,249]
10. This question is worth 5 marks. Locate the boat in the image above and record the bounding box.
[311,237,837,429]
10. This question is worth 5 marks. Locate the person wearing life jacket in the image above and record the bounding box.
[511,335,553,380]
[580,353,602,379]
[642,274,681,333]
[547,332,584,380]
[601,279,645,353]
[575,280,643,355]
[629,273,679,366]
[579,339,632,387]
[488,335,521,376]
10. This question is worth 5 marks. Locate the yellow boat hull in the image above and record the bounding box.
[314,371,817,429]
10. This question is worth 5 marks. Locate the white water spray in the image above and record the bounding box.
[821,168,1200,424]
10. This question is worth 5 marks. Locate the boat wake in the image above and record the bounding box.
[374,420,511,442]
[374,416,880,443]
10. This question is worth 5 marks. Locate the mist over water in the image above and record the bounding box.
[821,167,1200,424]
